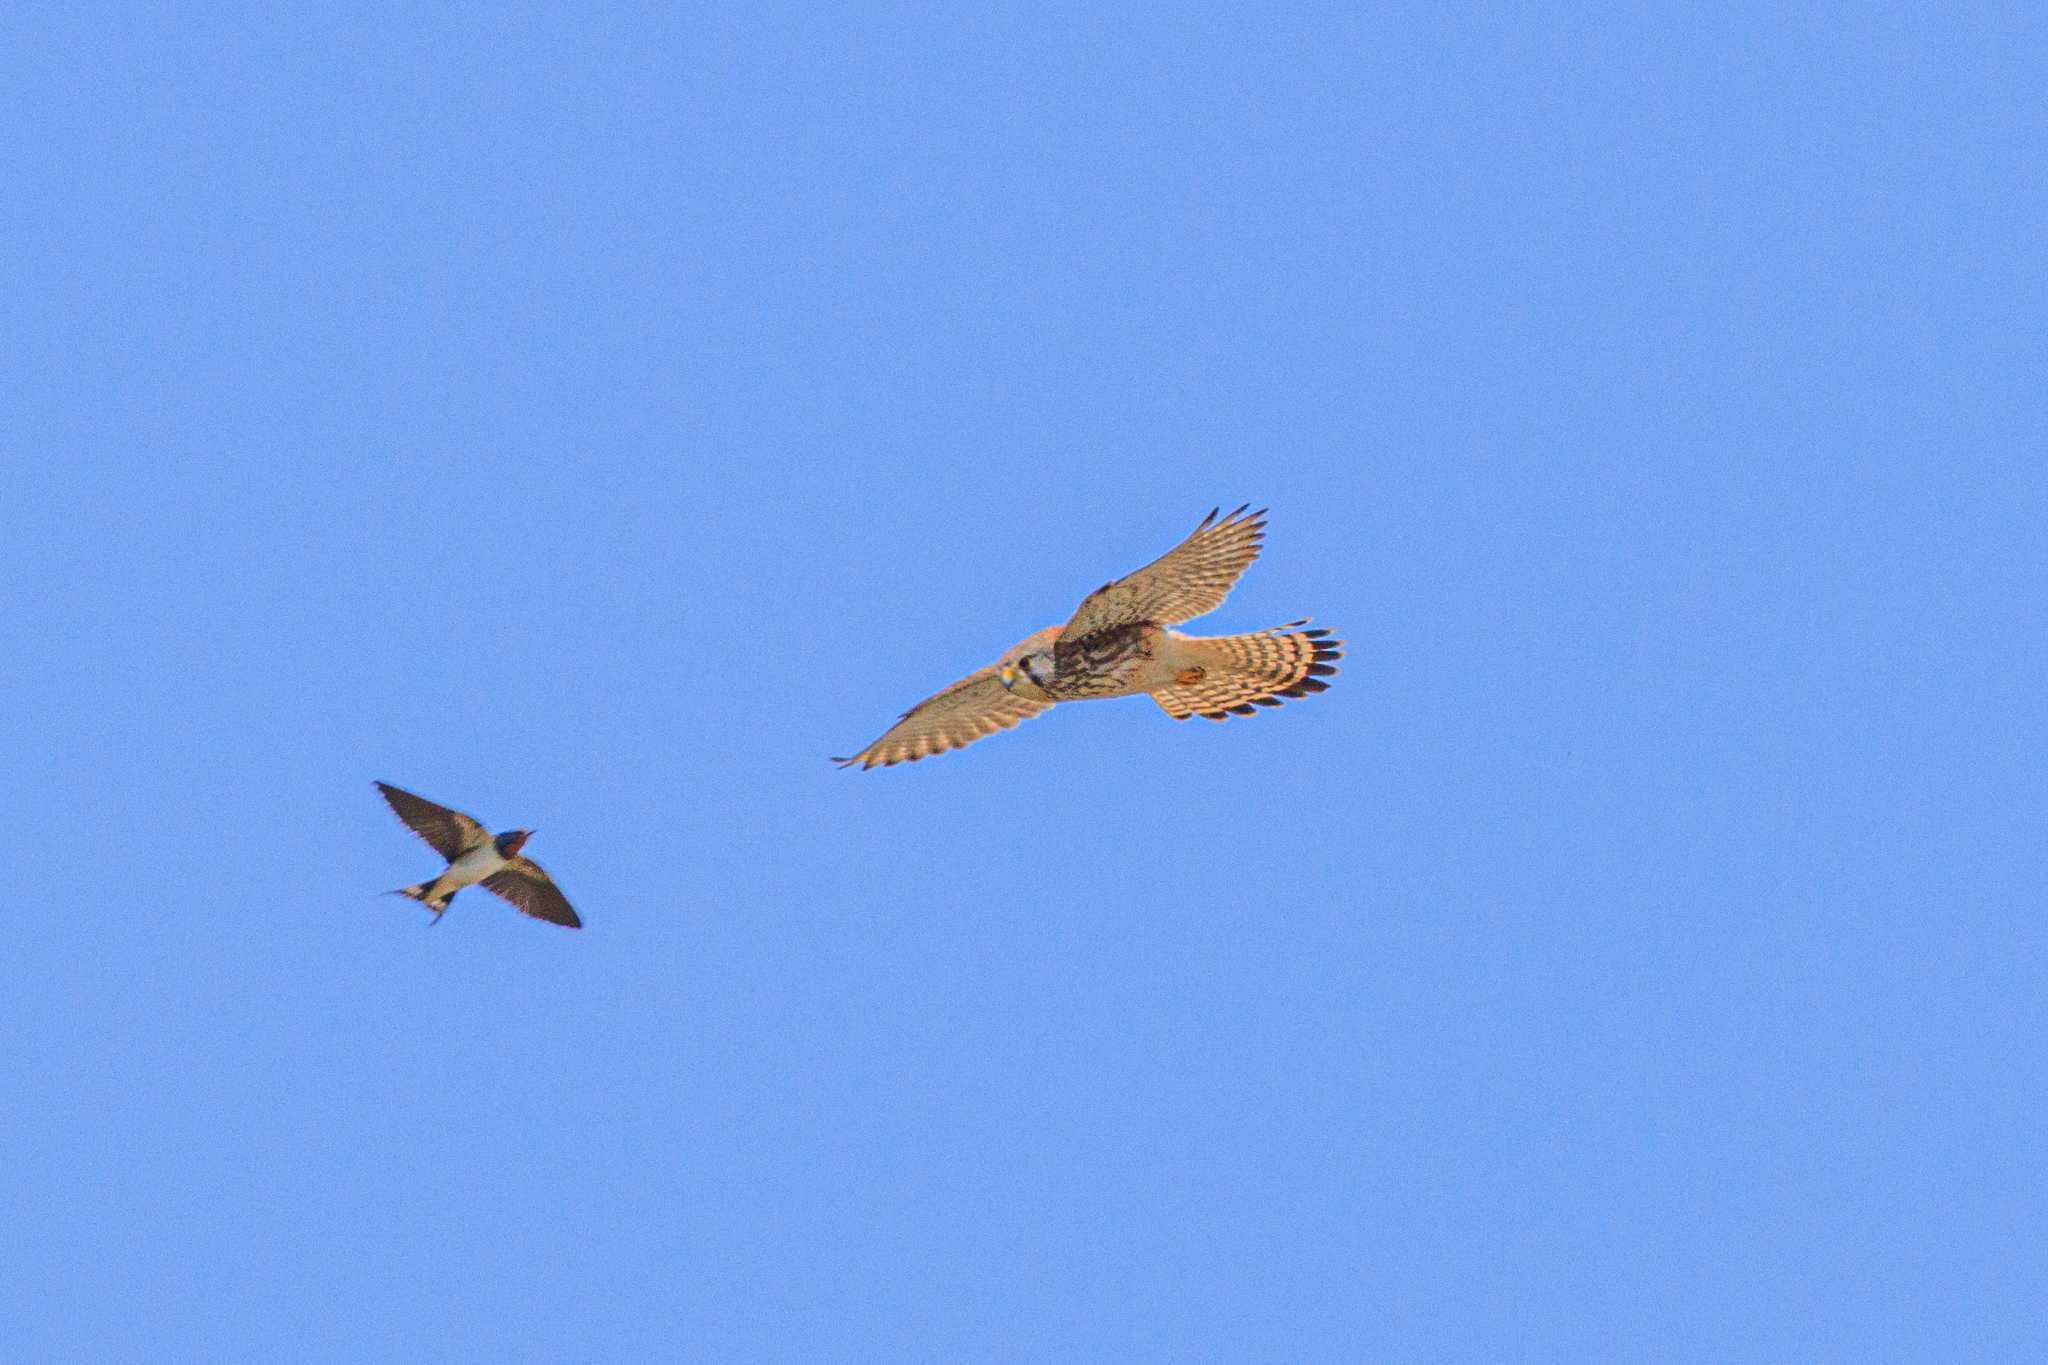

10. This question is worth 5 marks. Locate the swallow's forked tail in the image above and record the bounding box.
[390,881,456,917]
[1152,620,1342,721]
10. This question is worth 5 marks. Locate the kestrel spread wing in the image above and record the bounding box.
[1057,505,1267,645]
[375,781,490,860]
[833,656,1054,770]
[483,857,582,928]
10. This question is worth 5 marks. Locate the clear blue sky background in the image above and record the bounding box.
[3,4,2042,1360]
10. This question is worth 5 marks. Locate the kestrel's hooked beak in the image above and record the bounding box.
[998,663,1018,693]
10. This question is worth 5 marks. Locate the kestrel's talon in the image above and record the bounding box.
[1176,667,1207,686]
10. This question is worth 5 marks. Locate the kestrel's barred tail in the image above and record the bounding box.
[1152,621,1342,721]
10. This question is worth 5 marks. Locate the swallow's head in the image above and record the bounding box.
[495,829,534,857]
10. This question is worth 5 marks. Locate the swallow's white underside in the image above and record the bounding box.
[429,843,509,896]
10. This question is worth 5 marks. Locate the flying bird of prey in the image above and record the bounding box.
[373,781,581,928]
[834,505,1340,770]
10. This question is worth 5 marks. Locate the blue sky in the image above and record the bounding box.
[3,3,2043,1360]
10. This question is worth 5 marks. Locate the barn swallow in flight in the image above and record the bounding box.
[374,781,581,928]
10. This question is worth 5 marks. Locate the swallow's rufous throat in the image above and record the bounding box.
[374,781,581,928]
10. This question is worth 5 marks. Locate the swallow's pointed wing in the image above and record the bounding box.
[483,857,582,928]
[375,781,491,861]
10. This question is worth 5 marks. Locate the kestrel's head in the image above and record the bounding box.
[495,829,533,858]
[999,649,1055,700]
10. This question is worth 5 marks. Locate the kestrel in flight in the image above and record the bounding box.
[374,781,582,928]
[834,505,1341,769]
